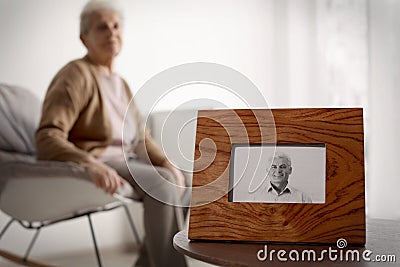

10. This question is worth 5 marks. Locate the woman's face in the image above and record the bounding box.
[81,9,123,62]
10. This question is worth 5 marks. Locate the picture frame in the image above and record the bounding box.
[188,108,365,245]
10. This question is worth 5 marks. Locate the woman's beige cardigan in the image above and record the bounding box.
[36,56,166,166]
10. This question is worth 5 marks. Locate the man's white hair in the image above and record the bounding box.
[270,152,292,166]
[80,0,124,35]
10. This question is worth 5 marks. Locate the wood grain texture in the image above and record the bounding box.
[188,108,365,244]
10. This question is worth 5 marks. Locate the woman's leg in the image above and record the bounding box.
[105,159,187,267]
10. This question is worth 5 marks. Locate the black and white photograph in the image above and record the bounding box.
[229,144,326,204]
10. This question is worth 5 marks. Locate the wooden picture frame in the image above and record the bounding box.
[188,108,365,245]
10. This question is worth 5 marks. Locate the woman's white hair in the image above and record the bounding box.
[80,0,124,35]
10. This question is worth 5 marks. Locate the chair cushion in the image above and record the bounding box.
[0,150,36,163]
[0,84,41,155]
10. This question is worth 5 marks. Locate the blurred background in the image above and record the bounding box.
[0,0,399,263]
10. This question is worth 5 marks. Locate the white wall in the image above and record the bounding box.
[0,0,399,258]
[0,0,86,99]
[0,0,274,105]
[368,0,400,219]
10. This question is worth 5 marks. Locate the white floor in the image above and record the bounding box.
[0,246,217,267]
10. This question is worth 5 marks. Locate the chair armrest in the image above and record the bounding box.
[0,161,121,222]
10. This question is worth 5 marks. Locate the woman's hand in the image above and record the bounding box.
[81,157,126,195]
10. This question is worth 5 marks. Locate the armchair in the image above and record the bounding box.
[0,84,141,267]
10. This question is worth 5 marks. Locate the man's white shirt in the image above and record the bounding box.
[248,183,312,203]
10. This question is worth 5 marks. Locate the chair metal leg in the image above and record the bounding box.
[87,214,102,267]
[0,219,15,240]
[122,204,142,246]
[22,227,41,264]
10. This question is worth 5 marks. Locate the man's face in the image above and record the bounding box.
[268,157,292,187]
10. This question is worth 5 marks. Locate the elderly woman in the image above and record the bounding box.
[35,1,187,266]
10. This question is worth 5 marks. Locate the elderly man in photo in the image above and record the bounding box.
[265,152,312,203]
